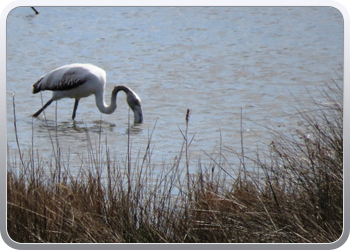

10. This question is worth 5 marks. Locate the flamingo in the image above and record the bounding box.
[32,63,143,123]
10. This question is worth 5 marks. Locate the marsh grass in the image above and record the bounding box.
[7,79,343,243]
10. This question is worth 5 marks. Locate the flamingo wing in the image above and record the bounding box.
[32,66,89,94]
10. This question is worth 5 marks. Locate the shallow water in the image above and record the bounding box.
[7,7,343,173]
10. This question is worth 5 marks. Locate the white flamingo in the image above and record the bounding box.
[32,63,143,123]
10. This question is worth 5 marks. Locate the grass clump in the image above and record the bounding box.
[7,79,343,243]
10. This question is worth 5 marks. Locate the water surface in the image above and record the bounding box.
[7,7,343,173]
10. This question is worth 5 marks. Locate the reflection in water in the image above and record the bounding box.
[35,117,141,135]
[29,116,144,165]
[37,119,87,134]
[125,123,143,135]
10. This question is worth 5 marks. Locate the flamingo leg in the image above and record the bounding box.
[72,98,80,120]
[33,98,53,117]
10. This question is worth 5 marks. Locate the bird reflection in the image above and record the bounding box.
[125,123,143,135]
[35,116,142,136]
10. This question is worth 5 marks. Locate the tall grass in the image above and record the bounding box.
[7,79,343,243]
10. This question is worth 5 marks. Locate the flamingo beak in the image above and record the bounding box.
[133,105,143,123]
[126,91,143,123]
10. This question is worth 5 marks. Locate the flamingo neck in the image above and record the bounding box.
[94,86,131,114]
[95,89,117,114]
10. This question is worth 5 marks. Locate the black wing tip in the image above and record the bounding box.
[32,83,41,94]
[32,77,44,94]
[32,88,40,94]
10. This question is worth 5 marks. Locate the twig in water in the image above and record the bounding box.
[12,93,25,169]
[127,108,131,203]
[31,7,39,15]
[184,109,193,202]
[239,106,247,185]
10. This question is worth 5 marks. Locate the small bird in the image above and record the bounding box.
[32,63,143,123]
